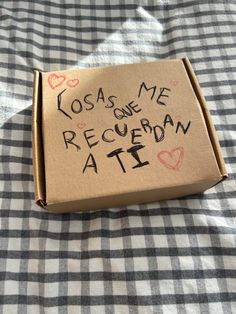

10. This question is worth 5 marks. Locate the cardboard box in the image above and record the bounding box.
[32,58,227,213]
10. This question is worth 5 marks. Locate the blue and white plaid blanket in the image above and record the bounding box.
[0,1,235,313]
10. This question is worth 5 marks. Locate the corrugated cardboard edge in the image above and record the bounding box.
[32,71,46,207]
[182,57,228,182]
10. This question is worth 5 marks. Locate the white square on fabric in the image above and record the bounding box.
[153,235,169,248]
[185,303,201,314]
[88,237,101,251]
[69,220,83,233]
[196,234,212,247]
[182,279,198,294]
[130,235,146,249]
[68,239,81,252]
[90,305,106,314]
[6,258,20,273]
[174,234,191,247]
[135,280,152,296]
[170,214,185,227]
[1,305,19,314]
[225,278,236,292]
[193,214,208,226]
[8,217,22,230]
[162,304,179,314]
[133,257,149,272]
[7,199,25,210]
[178,256,195,270]
[89,280,105,296]
[28,259,39,273]
[200,256,216,269]
[149,215,165,228]
[110,258,126,273]
[24,306,40,314]
[222,256,235,269]
[7,238,21,251]
[219,234,235,247]
[29,238,40,251]
[44,259,60,273]
[45,239,60,251]
[67,281,82,297]
[208,303,224,314]
[127,216,143,228]
[47,219,63,233]
[109,237,124,250]
[156,256,173,271]
[159,280,175,295]
[89,258,106,272]
[89,218,102,232]
[43,282,62,298]
[112,280,128,296]
[204,278,220,293]
[4,280,19,295]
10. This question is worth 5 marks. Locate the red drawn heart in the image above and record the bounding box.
[48,73,66,89]
[67,79,79,88]
[157,147,184,171]
[170,80,178,86]
[77,122,86,129]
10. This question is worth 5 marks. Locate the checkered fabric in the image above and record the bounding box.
[0,1,236,313]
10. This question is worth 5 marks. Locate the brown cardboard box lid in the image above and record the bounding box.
[32,58,227,213]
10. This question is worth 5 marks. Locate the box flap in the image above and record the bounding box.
[182,57,228,181]
[32,71,46,207]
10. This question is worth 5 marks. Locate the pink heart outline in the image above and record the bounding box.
[67,79,80,88]
[77,122,86,129]
[48,73,66,89]
[170,80,178,86]
[157,146,184,171]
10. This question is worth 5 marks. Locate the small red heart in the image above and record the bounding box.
[67,79,79,88]
[157,147,184,171]
[77,122,86,129]
[48,73,66,89]
[170,80,178,86]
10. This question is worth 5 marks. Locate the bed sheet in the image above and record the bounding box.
[0,1,235,313]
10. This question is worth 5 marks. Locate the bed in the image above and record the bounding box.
[0,1,235,313]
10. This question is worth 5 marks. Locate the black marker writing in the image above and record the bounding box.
[84,94,94,111]
[71,99,83,114]
[83,129,99,149]
[127,145,149,169]
[83,153,97,173]
[107,148,126,173]
[102,129,115,143]
[114,123,128,137]
[97,88,105,103]
[105,96,117,108]
[176,121,191,134]
[57,89,72,119]
[130,128,142,145]
[63,131,81,151]
[163,114,174,128]
[156,88,171,106]
[138,82,156,100]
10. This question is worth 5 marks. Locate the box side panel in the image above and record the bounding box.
[46,177,220,213]
[182,57,227,179]
[32,71,46,207]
